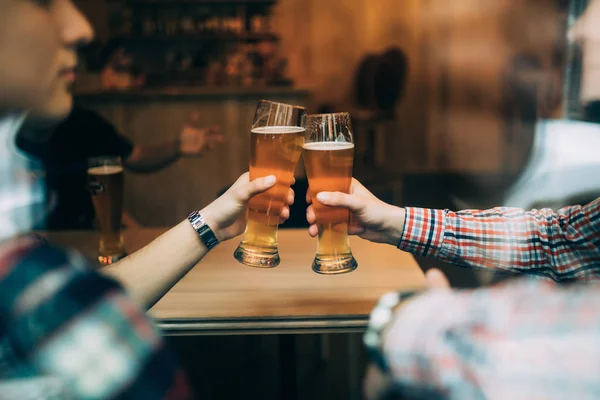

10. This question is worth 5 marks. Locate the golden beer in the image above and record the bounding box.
[304,112,357,274]
[234,100,307,268]
[88,161,126,265]
[235,126,304,265]
[304,142,356,273]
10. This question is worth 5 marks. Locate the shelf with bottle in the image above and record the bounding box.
[113,3,276,40]
[109,0,275,4]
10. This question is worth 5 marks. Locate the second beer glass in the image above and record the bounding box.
[304,113,358,274]
[234,100,306,267]
[88,156,126,265]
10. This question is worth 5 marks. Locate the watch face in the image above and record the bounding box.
[188,211,219,249]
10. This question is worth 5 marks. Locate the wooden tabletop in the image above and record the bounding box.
[44,228,425,335]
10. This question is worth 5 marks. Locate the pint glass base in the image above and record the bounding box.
[97,232,125,266]
[97,251,127,266]
[312,253,358,275]
[234,243,280,268]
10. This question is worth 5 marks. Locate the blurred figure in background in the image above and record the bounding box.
[17,105,223,230]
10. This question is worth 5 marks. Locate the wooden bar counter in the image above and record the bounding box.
[44,228,425,336]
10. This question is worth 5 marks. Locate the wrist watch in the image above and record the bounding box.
[363,289,421,373]
[187,210,219,250]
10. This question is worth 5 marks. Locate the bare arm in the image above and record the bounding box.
[101,173,293,309]
[124,117,222,173]
[123,142,180,173]
[102,219,206,308]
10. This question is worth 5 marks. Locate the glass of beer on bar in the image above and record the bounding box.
[303,113,357,274]
[88,156,126,265]
[234,100,307,267]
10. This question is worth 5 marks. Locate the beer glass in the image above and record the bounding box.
[303,113,357,274]
[234,100,307,267]
[88,156,126,265]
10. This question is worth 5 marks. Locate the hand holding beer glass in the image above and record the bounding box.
[304,113,357,274]
[234,100,306,267]
[88,156,126,265]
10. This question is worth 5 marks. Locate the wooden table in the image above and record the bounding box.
[44,228,425,335]
[45,228,425,335]
[44,228,424,399]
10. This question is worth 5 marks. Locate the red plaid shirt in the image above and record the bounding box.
[398,199,600,281]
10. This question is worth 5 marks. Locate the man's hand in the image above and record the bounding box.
[306,178,406,246]
[201,172,294,242]
[179,113,223,157]
[425,268,450,289]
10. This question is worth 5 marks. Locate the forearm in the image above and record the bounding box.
[399,199,600,281]
[124,141,180,173]
[101,219,207,309]
[99,172,278,309]
[380,279,600,399]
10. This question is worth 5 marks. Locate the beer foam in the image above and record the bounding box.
[88,165,124,175]
[252,126,305,134]
[302,142,355,151]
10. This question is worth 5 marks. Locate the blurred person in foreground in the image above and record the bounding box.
[17,105,223,230]
[0,0,292,398]
[305,1,600,398]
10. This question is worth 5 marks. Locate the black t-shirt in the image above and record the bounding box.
[16,106,134,230]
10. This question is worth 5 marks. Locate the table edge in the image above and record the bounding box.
[155,314,369,336]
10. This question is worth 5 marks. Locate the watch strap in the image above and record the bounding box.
[187,211,219,250]
[363,290,420,373]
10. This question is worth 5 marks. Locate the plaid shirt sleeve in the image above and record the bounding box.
[380,278,600,399]
[398,198,600,281]
[0,237,192,399]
